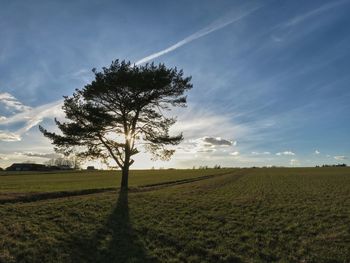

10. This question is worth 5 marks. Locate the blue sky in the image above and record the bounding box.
[0,0,349,168]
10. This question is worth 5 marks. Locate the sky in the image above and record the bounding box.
[0,0,350,169]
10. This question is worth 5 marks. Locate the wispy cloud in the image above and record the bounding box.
[0,96,63,141]
[270,0,349,43]
[0,155,8,160]
[0,131,21,142]
[290,159,300,166]
[0,92,31,113]
[135,5,262,65]
[22,152,61,159]
[285,0,349,27]
[172,105,250,140]
[68,68,93,83]
[334,155,347,161]
[276,151,295,156]
[180,135,237,154]
[251,151,271,155]
[193,136,235,147]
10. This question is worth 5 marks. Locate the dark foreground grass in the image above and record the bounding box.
[0,167,349,262]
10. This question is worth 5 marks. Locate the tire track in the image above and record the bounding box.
[0,171,242,204]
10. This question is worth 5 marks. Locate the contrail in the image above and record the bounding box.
[135,5,262,65]
[285,0,349,27]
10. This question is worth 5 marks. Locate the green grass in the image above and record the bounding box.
[0,167,349,262]
[0,169,234,193]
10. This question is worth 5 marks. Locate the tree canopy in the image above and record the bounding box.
[40,60,192,190]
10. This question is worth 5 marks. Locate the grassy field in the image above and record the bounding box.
[0,169,234,193]
[0,167,349,262]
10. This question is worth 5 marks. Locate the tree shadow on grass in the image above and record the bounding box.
[69,190,156,263]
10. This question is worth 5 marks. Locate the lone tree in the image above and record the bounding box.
[40,60,192,191]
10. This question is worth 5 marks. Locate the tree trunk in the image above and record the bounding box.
[121,140,131,192]
[121,165,129,192]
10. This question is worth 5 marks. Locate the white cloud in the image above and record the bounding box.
[314,150,320,154]
[230,151,240,156]
[135,5,262,65]
[0,99,63,141]
[197,136,235,147]
[196,148,216,153]
[0,131,21,142]
[169,104,284,166]
[0,92,31,113]
[334,156,347,161]
[22,152,62,159]
[251,151,271,155]
[170,103,253,141]
[276,151,295,156]
[0,155,8,160]
[290,159,300,166]
[186,136,237,154]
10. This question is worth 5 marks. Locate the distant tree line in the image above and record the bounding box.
[45,156,81,170]
[191,165,222,169]
[316,164,347,167]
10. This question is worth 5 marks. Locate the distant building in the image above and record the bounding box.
[6,163,47,171]
[5,163,75,172]
[87,166,96,170]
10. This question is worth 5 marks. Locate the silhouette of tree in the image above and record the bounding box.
[40,60,192,191]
